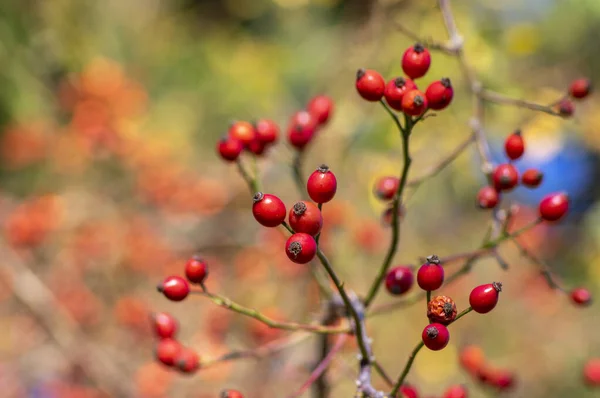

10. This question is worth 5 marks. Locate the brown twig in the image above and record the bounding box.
[480,90,564,117]
[510,238,565,291]
[0,241,134,398]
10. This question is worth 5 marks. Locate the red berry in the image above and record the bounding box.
[569,78,592,99]
[385,265,414,296]
[417,255,444,291]
[402,43,431,79]
[157,276,190,302]
[255,119,279,144]
[504,130,525,160]
[492,163,519,192]
[285,232,317,264]
[443,385,468,398]
[252,192,287,227]
[151,312,178,339]
[374,176,400,200]
[539,192,569,221]
[570,287,592,306]
[217,137,243,162]
[469,282,502,314]
[184,255,208,284]
[584,358,600,386]
[558,99,575,117]
[287,111,317,150]
[289,201,323,236]
[307,95,334,125]
[459,345,486,374]
[221,390,244,398]
[247,139,267,156]
[307,164,337,204]
[384,77,417,111]
[399,384,419,398]
[486,369,515,390]
[356,68,385,101]
[228,121,256,146]
[425,78,454,110]
[175,347,200,374]
[422,323,450,351]
[381,203,406,227]
[155,338,182,366]
[476,186,500,209]
[521,169,543,188]
[401,89,428,116]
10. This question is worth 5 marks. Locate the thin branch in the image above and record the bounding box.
[407,131,476,187]
[393,22,456,55]
[373,360,395,387]
[0,241,134,397]
[510,238,565,291]
[292,151,307,199]
[201,331,313,369]
[480,90,564,117]
[236,157,259,194]
[288,334,348,398]
[389,341,424,397]
[364,111,413,308]
[193,290,350,335]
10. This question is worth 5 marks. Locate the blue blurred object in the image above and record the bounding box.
[480,132,600,221]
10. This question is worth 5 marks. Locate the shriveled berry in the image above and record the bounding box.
[155,338,182,366]
[255,119,279,144]
[425,78,454,110]
[504,130,525,160]
[252,192,287,227]
[401,89,428,116]
[477,186,500,209]
[417,255,444,291]
[285,233,317,264]
[175,347,200,374]
[228,121,256,146]
[402,43,431,79]
[374,176,399,201]
[399,384,419,398]
[151,312,178,339]
[287,111,317,150]
[469,282,502,314]
[217,137,243,162]
[443,385,468,398]
[385,265,414,296]
[521,169,543,188]
[384,77,417,111]
[427,295,457,325]
[288,201,323,236]
[356,69,385,101]
[569,78,592,99]
[307,164,337,204]
[558,99,575,117]
[185,255,208,285]
[570,287,592,306]
[539,192,569,221]
[422,323,450,351]
[492,163,519,192]
[584,358,600,386]
[221,390,244,398]
[157,276,190,302]
[307,95,334,125]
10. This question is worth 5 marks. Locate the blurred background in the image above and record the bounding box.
[1,0,600,397]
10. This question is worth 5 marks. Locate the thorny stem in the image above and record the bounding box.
[194,289,350,334]
[390,341,425,397]
[364,108,413,308]
[236,157,259,194]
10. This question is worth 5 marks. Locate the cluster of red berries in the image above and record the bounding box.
[384,255,502,351]
[556,78,592,117]
[395,383,468,398]
[476,130,570,222]
[156,255,210,302]
[287,95,334,150]
[459,345,515,392]
[356,43,453,116]
[251,164,337,263]
[151,312,199,374]
[216,94,334,161]
[217,119,279,161]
